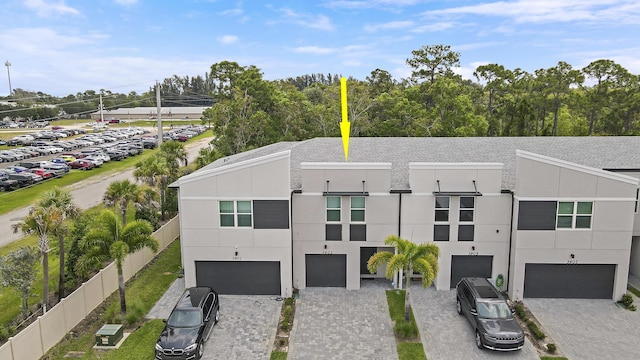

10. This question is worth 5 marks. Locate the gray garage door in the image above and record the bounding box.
[195,261,281,295]
[306,254,347,287]
[450,255,493,288]
[524,263,615,299]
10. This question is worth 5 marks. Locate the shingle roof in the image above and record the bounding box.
[198,137,640,190]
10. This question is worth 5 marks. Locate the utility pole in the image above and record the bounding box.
[5,60,12,96]
[99,92,104,122]
[156,81,163,146]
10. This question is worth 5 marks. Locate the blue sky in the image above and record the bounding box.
[1,0,639,96]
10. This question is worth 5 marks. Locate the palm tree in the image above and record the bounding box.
[12,206,64,313]
[103,179,142,226]
[77,209,158,317]
[134,154,169,219]
[159,140,188,176]
[195,145,220,169]
[368,235,439,322]
[38,187,79,300]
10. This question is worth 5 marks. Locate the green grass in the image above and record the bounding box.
[397,343,427,360]
[628,285,640,299]
[385,290,427,360]
[43,239,182,359]
[270,351,288,360]
[99,320,166,360]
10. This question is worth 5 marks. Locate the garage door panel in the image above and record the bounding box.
[524,264,615,299]
[306,254,346,287]
[195,261,281,295]
[450,255,493,288]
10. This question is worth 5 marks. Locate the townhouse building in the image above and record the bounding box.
[170,137,640,301]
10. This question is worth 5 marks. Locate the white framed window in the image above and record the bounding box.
[350,196,365,222]
[557,201,592,229]
[219,200,252,227]
[326,196,341,222]
[435,196,450,223]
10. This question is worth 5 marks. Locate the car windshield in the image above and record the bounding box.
[167,309,202,328]
[477,301,512,319]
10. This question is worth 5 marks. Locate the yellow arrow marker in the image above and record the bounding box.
[340,77,350,162]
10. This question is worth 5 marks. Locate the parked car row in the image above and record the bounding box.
[0,129,151,189]
[162,125,208,142]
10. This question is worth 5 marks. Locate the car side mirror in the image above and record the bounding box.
[470,309,477,316]
[511,309,516,315]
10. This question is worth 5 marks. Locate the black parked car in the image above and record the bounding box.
[456,277,524,351]
[7,173,35,187]
[155,287,220,360]
[0,178,19,191]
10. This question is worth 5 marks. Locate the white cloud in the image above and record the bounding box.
[411,21,456,33]
[0,27,104,55]
[422,0,640,25]
[218,35,239,44]
[24,0,80,17]
[364,21,414,32]
[322,0,422,10]
[292,46,337,55]
[114,0,138,5]
[277,8,334,31]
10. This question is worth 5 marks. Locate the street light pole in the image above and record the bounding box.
[4,60,12,96]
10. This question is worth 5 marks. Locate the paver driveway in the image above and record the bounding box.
[525,298,640,360]
[147,278,281,360]
[288,280,398,360]
[203,295,281,360]
[411,286,539,360]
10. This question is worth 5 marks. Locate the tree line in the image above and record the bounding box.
[2,44,638,151]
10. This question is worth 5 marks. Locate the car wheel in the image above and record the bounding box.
[456,297,462,315]
[197,340,204,359]
[214,307,220,324]
[475,331,483,349]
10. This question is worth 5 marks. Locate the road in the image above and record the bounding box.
[0,137,212,247]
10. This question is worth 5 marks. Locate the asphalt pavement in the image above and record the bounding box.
[0,136,213,247]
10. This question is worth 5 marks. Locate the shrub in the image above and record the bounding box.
[394,320,419,340]
[0,326,11,342]
[280,305,292,331]
[526,320,546,340]
[124,301,146,327]
[284,297,294,306]
[620,293,634,307]
[513,303,527,320]
[546,343,557,353]
[629,304,637,312]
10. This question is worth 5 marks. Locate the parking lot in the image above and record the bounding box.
[410,286,539,360]
[525,298,640,360]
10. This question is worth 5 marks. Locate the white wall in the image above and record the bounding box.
[509,151,638,300]
[178,152,293,296]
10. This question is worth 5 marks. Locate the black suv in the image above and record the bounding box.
[155,287,220,360]
[456,277,524,351]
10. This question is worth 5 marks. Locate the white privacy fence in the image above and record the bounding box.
[0,215,180,360]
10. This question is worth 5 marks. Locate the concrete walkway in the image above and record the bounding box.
[288,280,398,360]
